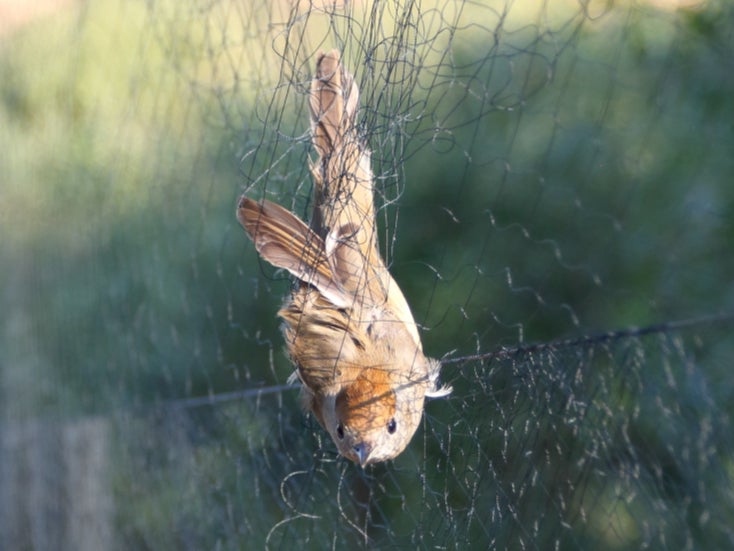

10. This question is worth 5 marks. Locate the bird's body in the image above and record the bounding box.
[237,50,449,466]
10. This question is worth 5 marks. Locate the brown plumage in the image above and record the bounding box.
[237,50,450,466]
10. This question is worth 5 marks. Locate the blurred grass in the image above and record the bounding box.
[0,0,287,415]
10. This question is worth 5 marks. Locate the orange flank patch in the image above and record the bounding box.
[335,368,395,431]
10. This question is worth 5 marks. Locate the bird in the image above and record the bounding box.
[237,49,450,466]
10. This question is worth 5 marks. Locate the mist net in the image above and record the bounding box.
[1,0,733,549]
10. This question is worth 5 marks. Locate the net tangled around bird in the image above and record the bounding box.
[1,0,733,549]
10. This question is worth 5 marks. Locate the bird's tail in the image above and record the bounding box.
[308,50,377,261]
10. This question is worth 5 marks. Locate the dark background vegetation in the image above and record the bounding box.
[1,0,733,548]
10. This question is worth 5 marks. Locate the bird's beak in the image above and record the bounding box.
[353,442,373,467]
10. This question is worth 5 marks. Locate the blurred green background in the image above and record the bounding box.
[1,0,733,549]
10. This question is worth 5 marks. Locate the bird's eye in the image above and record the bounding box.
[387,418,397,434]
[336,422,345,439]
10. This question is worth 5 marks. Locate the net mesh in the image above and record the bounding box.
[2,0,733,549]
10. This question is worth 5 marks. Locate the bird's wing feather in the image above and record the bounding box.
[237,197,351,308]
